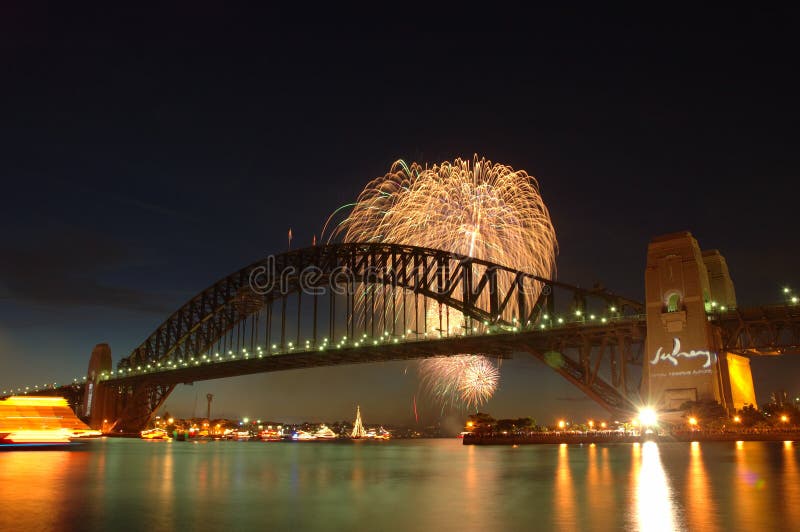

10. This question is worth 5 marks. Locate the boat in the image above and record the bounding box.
[234,430,252,441]
[0,396,92,448]
[292,430,317,441]
[313,424,338,440]
[364,427,391,440]
[140,428,170,440]
[259,428,282,441]
[70,429,103,438]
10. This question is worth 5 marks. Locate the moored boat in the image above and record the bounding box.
[314,424,338,440]
[140,428,170,440]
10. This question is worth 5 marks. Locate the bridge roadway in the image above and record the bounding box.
[98,302,800,388]
[100,316,648,388]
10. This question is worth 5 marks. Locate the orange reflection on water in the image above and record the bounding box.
[733,440,769,527]
[781,441,800,525]
[685,442,718,531]
[553,443,576,528]
[0,449,77,530]
[464,445,480,523]
[584,443,614,529]
[634,441,679,532]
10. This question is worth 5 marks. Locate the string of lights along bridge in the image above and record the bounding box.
[1,305,638,394]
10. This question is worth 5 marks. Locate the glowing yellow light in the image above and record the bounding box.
[733,415,741,423]
[558,420,565,429]
[638,407,657,426]
[688,417,698,426]
[600,422,607,429]
[588,420,594,428]
[781,415,789,423]
[466,421,474,428]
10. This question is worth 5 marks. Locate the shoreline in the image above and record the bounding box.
[463,431,800,445]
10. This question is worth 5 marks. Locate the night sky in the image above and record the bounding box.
[2,6,799,428]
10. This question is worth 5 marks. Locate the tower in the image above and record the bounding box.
[206,394,214,420]
[641,232,756,413]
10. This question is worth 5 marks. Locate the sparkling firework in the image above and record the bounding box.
[419,356,501,410]
[328,155,557,408]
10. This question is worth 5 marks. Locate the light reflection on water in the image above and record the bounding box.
[635,441,679,531]
[1,438,799,531]
[687,441,717,532]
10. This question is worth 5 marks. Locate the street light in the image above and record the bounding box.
[781,415,789,423]
[688,417,698,427]
[733,415,741,423]
[558,420,566,430]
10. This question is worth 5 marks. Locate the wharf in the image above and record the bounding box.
[463,431,800,445]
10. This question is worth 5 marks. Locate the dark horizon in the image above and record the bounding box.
[2,6,799,425]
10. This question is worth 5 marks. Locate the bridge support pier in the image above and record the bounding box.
[641,232,756,415]
[82,344,175,433]
[83,343,114,430]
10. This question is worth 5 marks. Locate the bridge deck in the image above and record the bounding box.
[102,318,647,387]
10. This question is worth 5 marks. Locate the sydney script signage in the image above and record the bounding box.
[649,338,715,378]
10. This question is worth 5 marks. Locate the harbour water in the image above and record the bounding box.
[1,438,798,531]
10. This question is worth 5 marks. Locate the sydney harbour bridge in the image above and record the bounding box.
[3,236,800,433]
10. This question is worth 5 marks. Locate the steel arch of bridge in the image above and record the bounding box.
[101,243,644,431]
[122,243,642,369]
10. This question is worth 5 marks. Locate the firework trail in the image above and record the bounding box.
[327,155,557,408]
